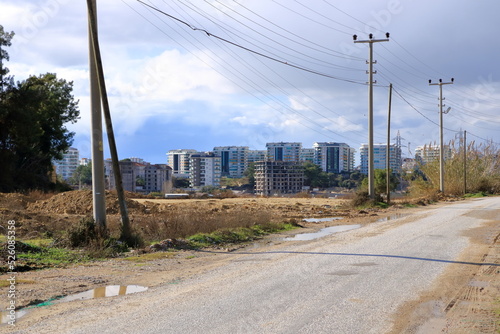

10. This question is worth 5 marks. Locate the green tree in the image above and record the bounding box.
[303,161,329,188]
[70,163,93,187]
[361,169,399,195]
[0,26,14,93]
[243,162,256,187]
[0,27,79,191]
[173,177,190,188]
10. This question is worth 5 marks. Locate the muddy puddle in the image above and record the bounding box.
[285,224,361,241]
[1,285,148,325]
[376,213,408,222]
[302,217,343,223]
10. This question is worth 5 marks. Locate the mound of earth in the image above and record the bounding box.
[27,190,146,215]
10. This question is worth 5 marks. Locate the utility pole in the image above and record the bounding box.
[354,33,390,198]
[463,130,467,195]
[87,0,131,242]
[386,83,392,204]
[429,78,454,193]
[88,0,106,229]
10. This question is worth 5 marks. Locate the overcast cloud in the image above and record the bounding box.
[1,0,499,164]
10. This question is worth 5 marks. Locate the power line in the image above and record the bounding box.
[126,0,361,143]
[137,0,367,85]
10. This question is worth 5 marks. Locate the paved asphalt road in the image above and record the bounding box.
[12,197,500,334]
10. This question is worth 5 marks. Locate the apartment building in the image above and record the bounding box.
[166,149,198,178]
[313,142,355,173]
[189,152,222,188]
[415,145,452,164]
[105,159,146,193]
[255,161,304,196]
[53,147,79,180]
[300,148,315,163]
[213,146,248,178]
[266,142,302,162]
[144,164,173,194]
[359,143,402,175]
[105,160,172,194]
[247,150,267,164]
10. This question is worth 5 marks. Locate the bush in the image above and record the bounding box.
[350,191,384,208]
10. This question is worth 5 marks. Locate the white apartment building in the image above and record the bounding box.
[359,143,402,175]
[415,145,452,164]
[300,148,315,163]
[167,149,198,178]
[247,150,267,164]
[213,146,248,178]
[53,147,79,180]
[266,142,302,162]
[313,142,355,173]
[189,152,222,188]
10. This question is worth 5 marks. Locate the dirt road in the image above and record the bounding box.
[4,197,500,333]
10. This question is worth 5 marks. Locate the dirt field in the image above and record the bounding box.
[0,191,498,332]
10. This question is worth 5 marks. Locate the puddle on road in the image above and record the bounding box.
[1,285,148,325]
[302,217,343,223]
[376,213,408,222]
[284,224,361,241]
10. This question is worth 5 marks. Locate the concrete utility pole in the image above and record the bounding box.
[386,83,392,204]
[353,33,390,198]
[429,78,454,193]
[463,130,467,195]
[87,0,131,241]
[88,0,106,228]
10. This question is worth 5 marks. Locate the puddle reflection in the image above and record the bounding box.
[285,225,361,241]
[302,217,343,223]
[1,285,148,325]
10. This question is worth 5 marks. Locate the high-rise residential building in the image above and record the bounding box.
[266,142,302,162]
[213,146,248,178]
[167,149,198,178]
[313,142,355,173]
[359,143,402,175]
[414,145,452,165]
[53,147,79,180]
[255,161,304,196]
[189,152,222,188]
[247,150,267,164]
[300,148,315,163]
[79,158,91,166]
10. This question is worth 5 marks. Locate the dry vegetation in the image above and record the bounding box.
[414,140,500,197]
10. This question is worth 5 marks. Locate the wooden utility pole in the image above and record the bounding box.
[87,0,131,242]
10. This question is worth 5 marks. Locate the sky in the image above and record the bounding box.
[1,0,500,165]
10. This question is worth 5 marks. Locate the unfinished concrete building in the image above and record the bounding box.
[255,161,304,196]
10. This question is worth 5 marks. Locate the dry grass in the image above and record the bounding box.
[104,207,273,243]
[411,140,500,197]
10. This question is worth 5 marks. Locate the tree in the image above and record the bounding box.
[173,177,190,189]
[361,169,399,195]
[243,162,256,187]
[0,27,79,191]
[0,26,14,93]
[70,163,93,187]
[303,161,329,188]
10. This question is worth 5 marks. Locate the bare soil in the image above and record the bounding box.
[0,191,498,332]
